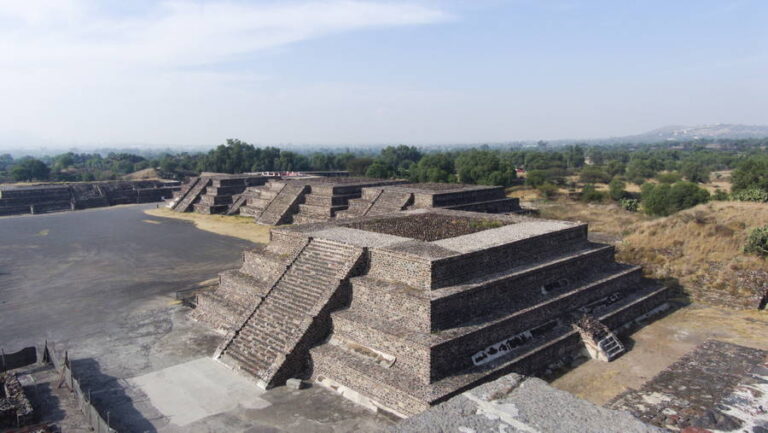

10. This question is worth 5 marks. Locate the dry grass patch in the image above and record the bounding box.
[617,201,768,308]
[145,207,272,244]
[550,304,768,405]
[537,199,649,238]
[506,185,542,201]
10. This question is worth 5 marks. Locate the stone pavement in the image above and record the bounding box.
[390,374,663,433]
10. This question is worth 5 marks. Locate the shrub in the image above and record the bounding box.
[579,166,611,184]
[680,161,710,183]
[620,198,639,212]
[537,182,559,199]
[744,225,768,258]
[732,156,768,193]
[608,178,626,201]
[732,188,768,203]
[712,189,730,201]
[526,170,549,187]
[581,184,605,203]
[656,171,682,184]
[641,181,710,216]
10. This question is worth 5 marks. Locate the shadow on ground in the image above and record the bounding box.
[71,358,158,433]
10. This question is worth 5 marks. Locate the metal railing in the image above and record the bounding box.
[44,342,118,433]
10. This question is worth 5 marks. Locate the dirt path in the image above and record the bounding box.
[145,207,272,244]
[549,303,768,406]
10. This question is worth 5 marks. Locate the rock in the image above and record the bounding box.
[286,378,304,390]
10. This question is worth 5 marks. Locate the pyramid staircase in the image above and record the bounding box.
[225,193,248,215]
[171,177,210,212]
[256,183,309,225]
[217,238,364,388]
[334,187,407,219]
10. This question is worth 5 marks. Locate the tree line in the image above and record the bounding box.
[1,138,766,217]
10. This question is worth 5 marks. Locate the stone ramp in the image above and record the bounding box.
[256,183,308,225]
[366,190,414,216]
[219,238,364,388]
[172,177,210,212]
[225,193,248,215]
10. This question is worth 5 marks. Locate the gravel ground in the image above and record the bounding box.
[344,214,511,241]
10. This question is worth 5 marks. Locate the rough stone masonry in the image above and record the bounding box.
[190,208,671,417]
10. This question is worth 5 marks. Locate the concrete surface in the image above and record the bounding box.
[0,204,394,432]
[129,357,271,427]
[0,203,254,352]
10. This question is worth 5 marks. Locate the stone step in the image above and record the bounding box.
[193,203,228,215]
[257,185,307,225]
[271,280,321,305]
[220,240,363,387]
[311,342,428,417]
[247,198,271,208]
[281,273,336,289]
[291,214,319,225]
[239,206,263,218]
[173,177,209,212]
[226,347,273,377]
[219,269,272,298]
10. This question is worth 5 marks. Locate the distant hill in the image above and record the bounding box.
[603,124,768,144]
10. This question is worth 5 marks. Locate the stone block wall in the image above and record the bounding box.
[430,245,618,329]
[430,225,588,288]
[429,267,643,380]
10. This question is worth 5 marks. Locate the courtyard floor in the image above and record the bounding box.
[0,204,393,432]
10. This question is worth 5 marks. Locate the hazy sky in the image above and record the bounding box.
[1,0,766,150]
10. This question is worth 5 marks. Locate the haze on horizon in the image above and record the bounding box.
[1,0,767,151]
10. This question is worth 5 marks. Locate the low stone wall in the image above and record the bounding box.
[431,246,617,329]
[0,181,179,216]
[413,187,506,208]
[431,225,588,288]
[430,268,643,380]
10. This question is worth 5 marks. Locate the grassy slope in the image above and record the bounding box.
[538,199,768,308]
[618,201,768,307]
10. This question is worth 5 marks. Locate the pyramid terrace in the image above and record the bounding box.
[191,208,670,417]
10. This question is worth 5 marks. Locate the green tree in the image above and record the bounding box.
[641,183,671,216]
[680,161,710,183]
[10,158,50,181]
[731,156,768,193]
[579,166,611,184]
[365,162,391,178]
[525,170,549,187]
[608,178,626,201]
[455,150,516,186]
[346,157,374,176]
[409,153,455,183]
[605,160,626,177]
[656,171,682,184]
[626,159,657,184]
